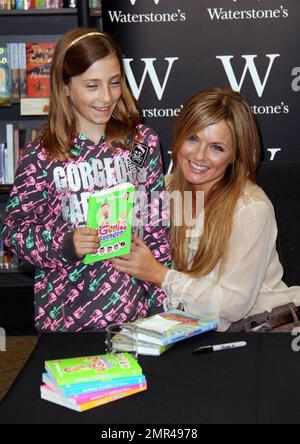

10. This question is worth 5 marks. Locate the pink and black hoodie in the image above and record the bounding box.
[1,125,172,332]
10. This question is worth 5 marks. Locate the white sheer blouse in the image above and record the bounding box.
[162,179,300,331]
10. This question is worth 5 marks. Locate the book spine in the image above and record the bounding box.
[23,0,35,8]
[18,43,27,98]
[72,382,147,405]
[45,0,63,8]
[162,323,219,346]
[61,375,146,397]
[16,0,23,9]
[0,143,5,184]
[35,0,46,7]
[5,124,15,184]
[2,0,11,9]
[78,385,147,412]
[8,43,20,102]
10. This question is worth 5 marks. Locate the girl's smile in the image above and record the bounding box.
[65,54,122,143]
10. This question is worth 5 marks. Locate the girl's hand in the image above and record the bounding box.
[111,234,169,287]
[73,228,99,259]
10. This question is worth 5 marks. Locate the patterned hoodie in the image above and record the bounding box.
[1,125,172,332]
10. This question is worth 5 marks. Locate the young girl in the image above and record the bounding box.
[1,28,171,333]
[112,88,300,332]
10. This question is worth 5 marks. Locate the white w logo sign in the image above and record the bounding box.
[130,0,159,4]
[216,54,280,97]
[124,57,179,101]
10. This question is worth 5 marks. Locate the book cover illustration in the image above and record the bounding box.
[83,182,135,265]
[122,310,218,347]
[0,45,11,106]
[26,42,55,98]
[45,352,142,386]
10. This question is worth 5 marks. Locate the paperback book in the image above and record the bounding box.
[26,42,55,98]
[0,45,11,106]
[116,310,218,350]
[83,182,135,265]
[45,352,142,386]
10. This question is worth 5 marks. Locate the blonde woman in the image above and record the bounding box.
[112,88,300,332]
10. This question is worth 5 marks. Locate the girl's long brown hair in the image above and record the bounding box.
[170,88,261,279]
[42,28,140,161]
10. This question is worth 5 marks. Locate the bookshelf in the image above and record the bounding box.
[0,0,102,334]
[0,8,77,15]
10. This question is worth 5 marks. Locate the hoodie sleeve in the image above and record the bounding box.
[0,142,78,269]
[134,127,172,313]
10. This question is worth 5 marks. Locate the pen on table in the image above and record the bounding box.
[192,341,247,354]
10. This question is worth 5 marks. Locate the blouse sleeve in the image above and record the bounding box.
[161,201,277,330]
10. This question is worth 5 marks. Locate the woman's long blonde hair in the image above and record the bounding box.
[170,88,261,279]
[42,28,140,161]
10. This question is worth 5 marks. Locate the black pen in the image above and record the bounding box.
[193,341,247,354]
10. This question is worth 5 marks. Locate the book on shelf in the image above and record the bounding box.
[41,353,147,412]
[83,182,136,265]
[26,42,55,99]
[5,123,14,184]
[0,1,15,9]
[8,43,19,102]
[0,45,11,107]
[18,43,27,99]
[112,310,218,354]
[0,143,4,184]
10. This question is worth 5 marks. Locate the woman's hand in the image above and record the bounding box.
[73,228,99,259]
[111,234,169,287]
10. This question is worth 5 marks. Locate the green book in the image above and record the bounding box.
[83,182,135,265]
[45,353,142,387]
[0,45,12,107]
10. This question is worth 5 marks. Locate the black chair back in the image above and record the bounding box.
[257,162,300,287]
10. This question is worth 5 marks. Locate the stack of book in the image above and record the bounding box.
[40,353,147,412]
[111,310,219,356]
